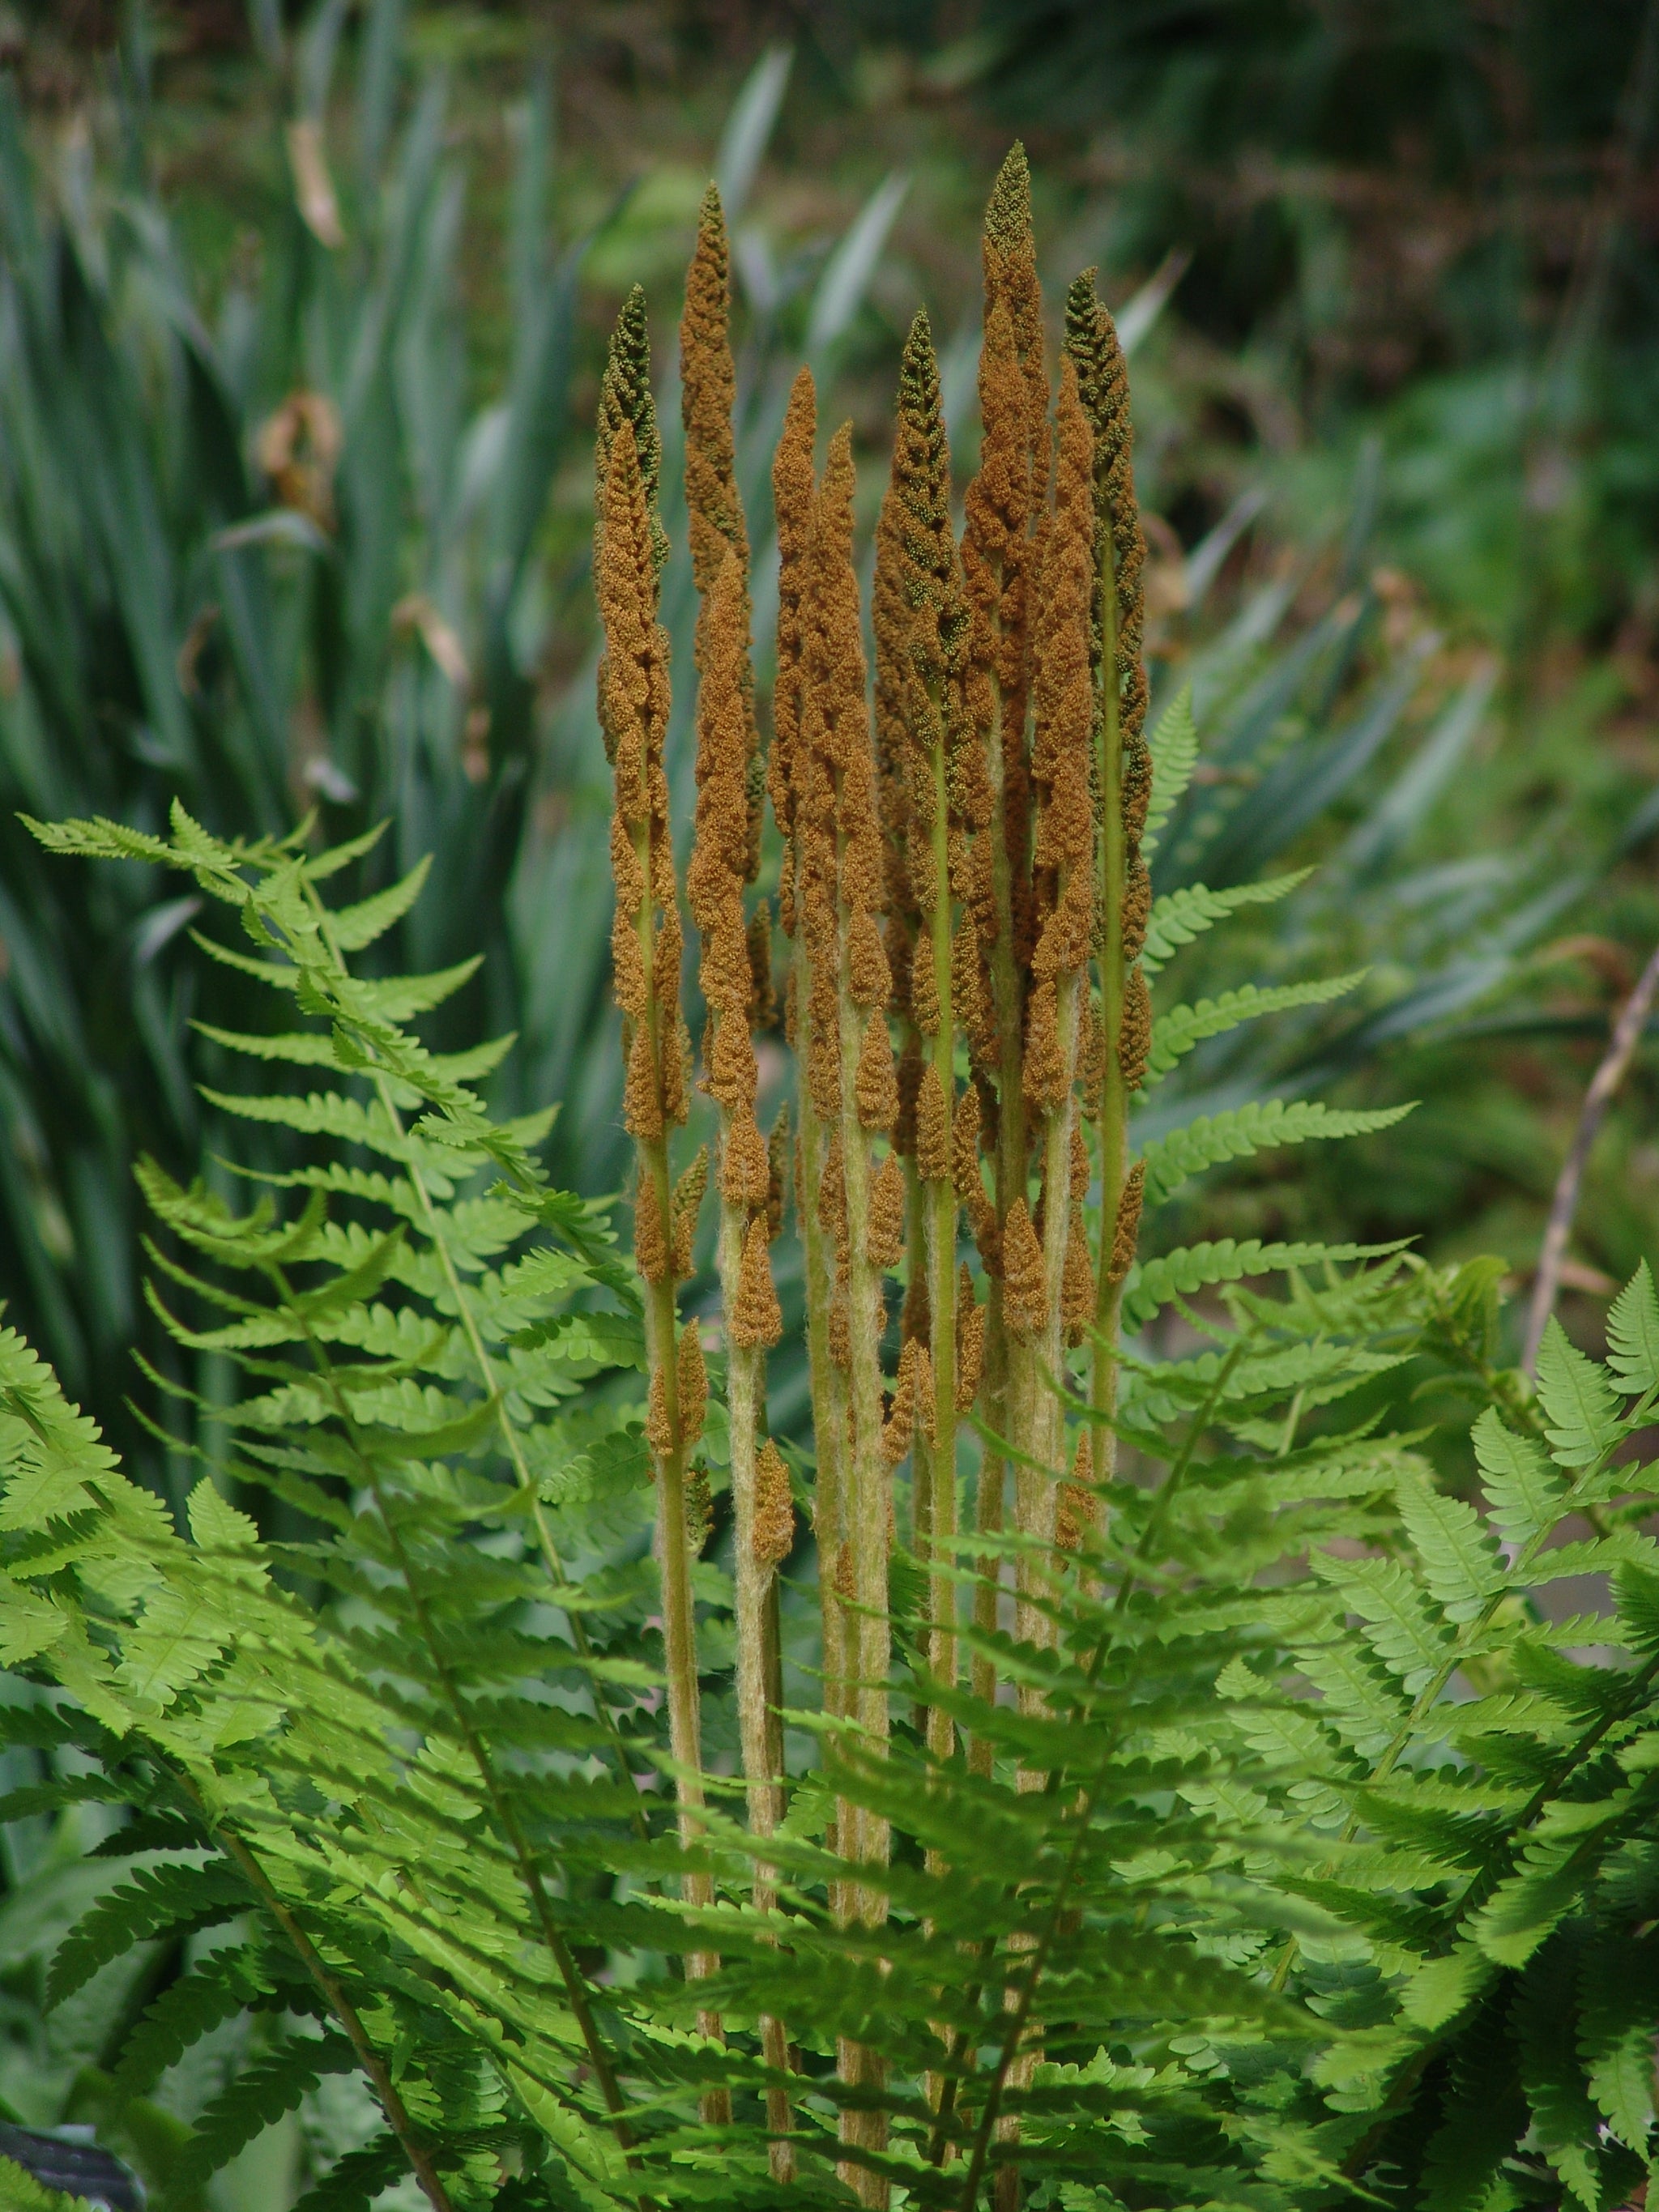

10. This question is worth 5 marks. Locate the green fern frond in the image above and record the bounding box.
[1471,1407,1565,1551]
[1122,1237,1408,1326]
[46,1862,250,2008]
[1141,685,1197,855]
[1137,1097,1414,1206]
[1533,1319,1625,1466]
[1145,970,1369,1081]
[1606,1259,1659,1395]
[170,2035,361,2189]
[1140,867,1311,974]
[289,2134,411,2212]
[15,799,1659,2211]
[327,855,433,950]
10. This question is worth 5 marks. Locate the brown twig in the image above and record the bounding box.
[1521,936,1659,1373]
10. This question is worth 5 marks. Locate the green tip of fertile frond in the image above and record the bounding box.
[1063,262,1128,442]
[984,141,1031,254]
[897,305,941,428]
[599,283,667,573]
[697,178,725,239]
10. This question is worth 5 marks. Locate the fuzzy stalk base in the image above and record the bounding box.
[973,676,1030,1780]
[715,1171,795,2180]
[835,919,892,2204]
[923,739,960,1768]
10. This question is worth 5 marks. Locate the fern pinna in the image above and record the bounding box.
[3,144,1659,2212]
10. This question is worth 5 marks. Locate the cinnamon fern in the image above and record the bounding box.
[2,141,1659,2212]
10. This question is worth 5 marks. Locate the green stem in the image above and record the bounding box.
[834,869,892,2210]
[204,1813,463,2212]
[837,960,890,1906]
[975,670,1029,1779]
[616,816,723,2097]
[263,1260,642,2189]
[794,923,850,1873]
[1019,969,1082,1669]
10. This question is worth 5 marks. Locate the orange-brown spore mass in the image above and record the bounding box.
[1002,1196,1046,1342]
[678,1323,708,1446]
[955,1268,985,1410]
[769,369,817,938]
[962,147,1051,988]
[868,1152,906,1270]
[732,1214,783,1349]
[1026,360,1098,1086]
[1107,1159,1146,1286]
[753,1438,796,1566]
[681,185,762,880]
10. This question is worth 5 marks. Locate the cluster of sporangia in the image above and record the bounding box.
[594,143,1149,2197]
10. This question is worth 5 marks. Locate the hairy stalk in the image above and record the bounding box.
[770,368,852,1852]
[1064,271,1150,1508]
[961,146,1050,1771]
[684,190,792,2151]
[685,414,795,2169]
[595,322,723,2069]
[1013,360,1096,1654]
[874,427,931,1564]
[683,183,763,884]
[798,422,899,2205]
[984,354,1099,2212]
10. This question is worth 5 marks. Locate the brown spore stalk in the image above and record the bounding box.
[885,308,984,1761]
[1064,267,1151,1511]
[593,305,720,2043]
[795,420,900,2200]
[1013,356,1097,1659]
[958,142,1052,1762]
[685,546,793,2168]
[770,368,855,1768]
[682,184,763,878]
